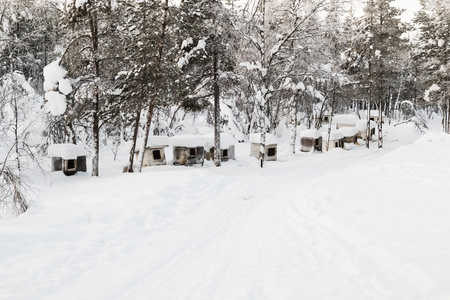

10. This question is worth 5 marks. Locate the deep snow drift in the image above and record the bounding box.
[1,121,450,300]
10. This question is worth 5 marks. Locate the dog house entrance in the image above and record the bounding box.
[66,159,76,171]
[189,148,197,157]
[267,147,276,157]
[153,149,161,160]
[222,149,228,158]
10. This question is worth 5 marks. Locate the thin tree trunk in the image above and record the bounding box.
[259,0,267,168]
[366,100,371,149]
[213,48,221,167]
[326,87,335,152]
[378,100,383,148]
[444,95,450,133]
[90,11,100,177]
[138,102,155,172]
[127,106,142,173]
[290,93,299,153]
[92,92,100,177]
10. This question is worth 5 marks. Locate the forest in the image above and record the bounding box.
[1,0,449,215]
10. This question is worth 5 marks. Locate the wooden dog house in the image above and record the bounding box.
[204,133,236,162]
[300,129,322,152]
[48,144,87,176]
[141,136,170,167]
[356,120,376,141]
[171,135,206,166]
[250,133,277,161]
[322,131,344,151]
[333,114,359,129]
[338,127,358,144]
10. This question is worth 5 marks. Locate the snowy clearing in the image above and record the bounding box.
[1,122,450,300]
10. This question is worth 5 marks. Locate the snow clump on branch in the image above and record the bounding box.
[43,60,72,116]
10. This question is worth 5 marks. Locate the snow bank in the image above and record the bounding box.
[250,133,277,145]
[48,144,87,159]
[322,131,344,140]
[333,114,359,125]
[299,129,321,139]
[204,133,236,149]
[338,127,358,137]
[3,122,450,299]
[170,135,206,147]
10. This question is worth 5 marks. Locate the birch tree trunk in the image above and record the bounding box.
[213,47,221,167]
[258,0,267,168]
[378,100,383,148]
[366,100,371,149]
[290,94,299,154]
[325,88,335,152]
[127,106,141,173]
[91,10,100,177]
[444,94,450,133]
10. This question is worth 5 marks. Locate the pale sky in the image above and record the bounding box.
[392,0,422,22]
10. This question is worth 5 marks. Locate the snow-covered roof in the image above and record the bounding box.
[355,120,376,130]
[367,110,385,117]
[204,133,236,149]
[322,131,344,140]
[250,133,277,145]
[338,127,359,137]
[300,129,321,139]
[125,137,170,152]
[48,144,87,160]
[147,136,170,147]
[333,114,359,125]
[170,135,206,147]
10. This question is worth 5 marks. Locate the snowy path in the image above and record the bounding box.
[1,128,450,299]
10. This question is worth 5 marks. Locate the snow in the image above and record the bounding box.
[43,61,67,92]
[356,120,376,130]
[424,84,441,101]
[196,39,206,50]
[338,127,359,137]
[250,132,277,144]
[299,129,321,139]
[2,121,450,299]
[170,135,206,147]
[45,91,66,116]
[333,114,359,125]
[147,136,170,147]
[322,130,344,140]
[47,143,87,159]
[125,137,170,153]
[58,78,72,95]
[22,126,42,147]
[75,0,88,8]
[204,133,236,149]
[181,37,194,50]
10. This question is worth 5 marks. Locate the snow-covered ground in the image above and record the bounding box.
[1,120,450,300]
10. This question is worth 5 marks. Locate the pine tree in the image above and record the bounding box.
[343,0,406,147]
[178,0,239,167]
[413,0,450,132]
[60,0,125,176]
